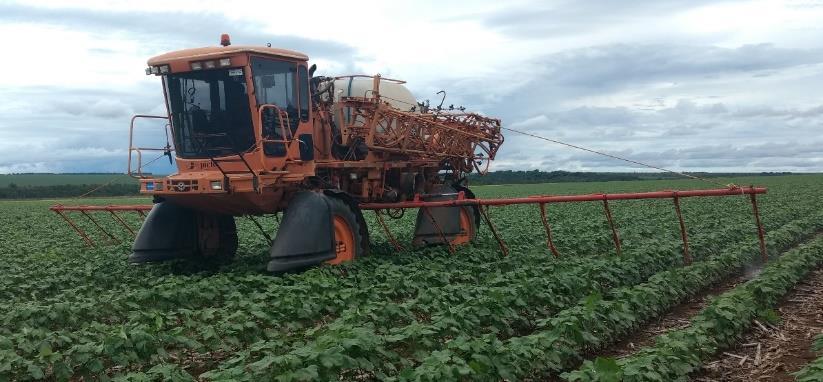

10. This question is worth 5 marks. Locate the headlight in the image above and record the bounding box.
[204,61,216,69]
[219,58,231,67]
[145,182,155,191]
[159,65,170,74]
[210,181,223,190]
[191,62,202,70]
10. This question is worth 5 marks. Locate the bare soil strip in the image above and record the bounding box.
[690,268,823,382]
[542,263,768,381]
[598,266,762,360]
[542,233,823,382]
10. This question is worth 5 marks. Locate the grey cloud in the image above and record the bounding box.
[510,102,823,137]
[551,141,823,170]
[796,105,823,117]
[538,44,823,91]
[2,2,822,173]
[662,100,729,116]
[53,99,134,119]
[502,141,823,172]
[90,100,133,119]
[660,122,721,136]
[4,83,163,113]
[0,85,170,173]
[0,138,174,173]
[726,104,823,120]
[554,106,637,127]
[481,0,737,38]
[0,3,355,61]
[439,43,823,126]
[488,97,823,172]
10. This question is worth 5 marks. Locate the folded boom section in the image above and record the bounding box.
[337,96,504,174]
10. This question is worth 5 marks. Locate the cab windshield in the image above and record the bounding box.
[165,68,255,158]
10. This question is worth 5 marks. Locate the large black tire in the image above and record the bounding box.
[452,184,481,234]
[326,196,369,263]
[412,184,478,247]
[195,213,238,261]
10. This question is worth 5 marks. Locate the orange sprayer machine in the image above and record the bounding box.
[51,35,769,272]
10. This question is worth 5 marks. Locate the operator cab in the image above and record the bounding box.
[146,35,313,170]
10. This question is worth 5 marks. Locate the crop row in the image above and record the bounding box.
[565,229,823,381]
[0,198,805,381]
[197,212,823,381]
[3,177,809,305]
[406,213,823,382]
[4,184,803,337]
[2,176,821,380]
[0,219,754,381]
[0,194,689,304]
[155,198,819,373]
[0,199,676,307]
[200,219,785,379]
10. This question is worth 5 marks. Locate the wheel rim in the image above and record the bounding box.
[449,207,475,245]
[327,215,356,264]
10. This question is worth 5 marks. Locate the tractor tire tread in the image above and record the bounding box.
[327,196,370,259]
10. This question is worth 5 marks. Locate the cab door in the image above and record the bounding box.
[251,57,314,164]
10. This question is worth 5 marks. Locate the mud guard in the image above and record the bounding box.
[129,202,197,263]
[267,191,336,273]
[412,185,476,247]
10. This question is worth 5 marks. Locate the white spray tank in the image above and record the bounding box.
[333,76,417,111]
[330,76,419,132]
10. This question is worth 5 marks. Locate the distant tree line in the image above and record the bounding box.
[467,170,638,185]
[0,183,139,199]
[0,170,803,199]
[467,170,799,185]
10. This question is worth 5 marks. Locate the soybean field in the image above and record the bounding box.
[2,175,823,381]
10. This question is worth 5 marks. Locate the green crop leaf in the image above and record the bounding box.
[37,342,52,358]
[813,334,823,352]
[757,308,781,325]
[52,361,73,381]
[591,357,621,382]
[26,363,44,380]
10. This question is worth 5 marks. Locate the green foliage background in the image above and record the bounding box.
[0,174,138,199]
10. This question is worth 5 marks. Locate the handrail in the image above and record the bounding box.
[128,114,172,178]
[257,104,293,156]
[333,74,406,84]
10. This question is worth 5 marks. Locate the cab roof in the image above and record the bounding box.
[147,46,309,66]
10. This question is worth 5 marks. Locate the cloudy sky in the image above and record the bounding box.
[1,0,822,173]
